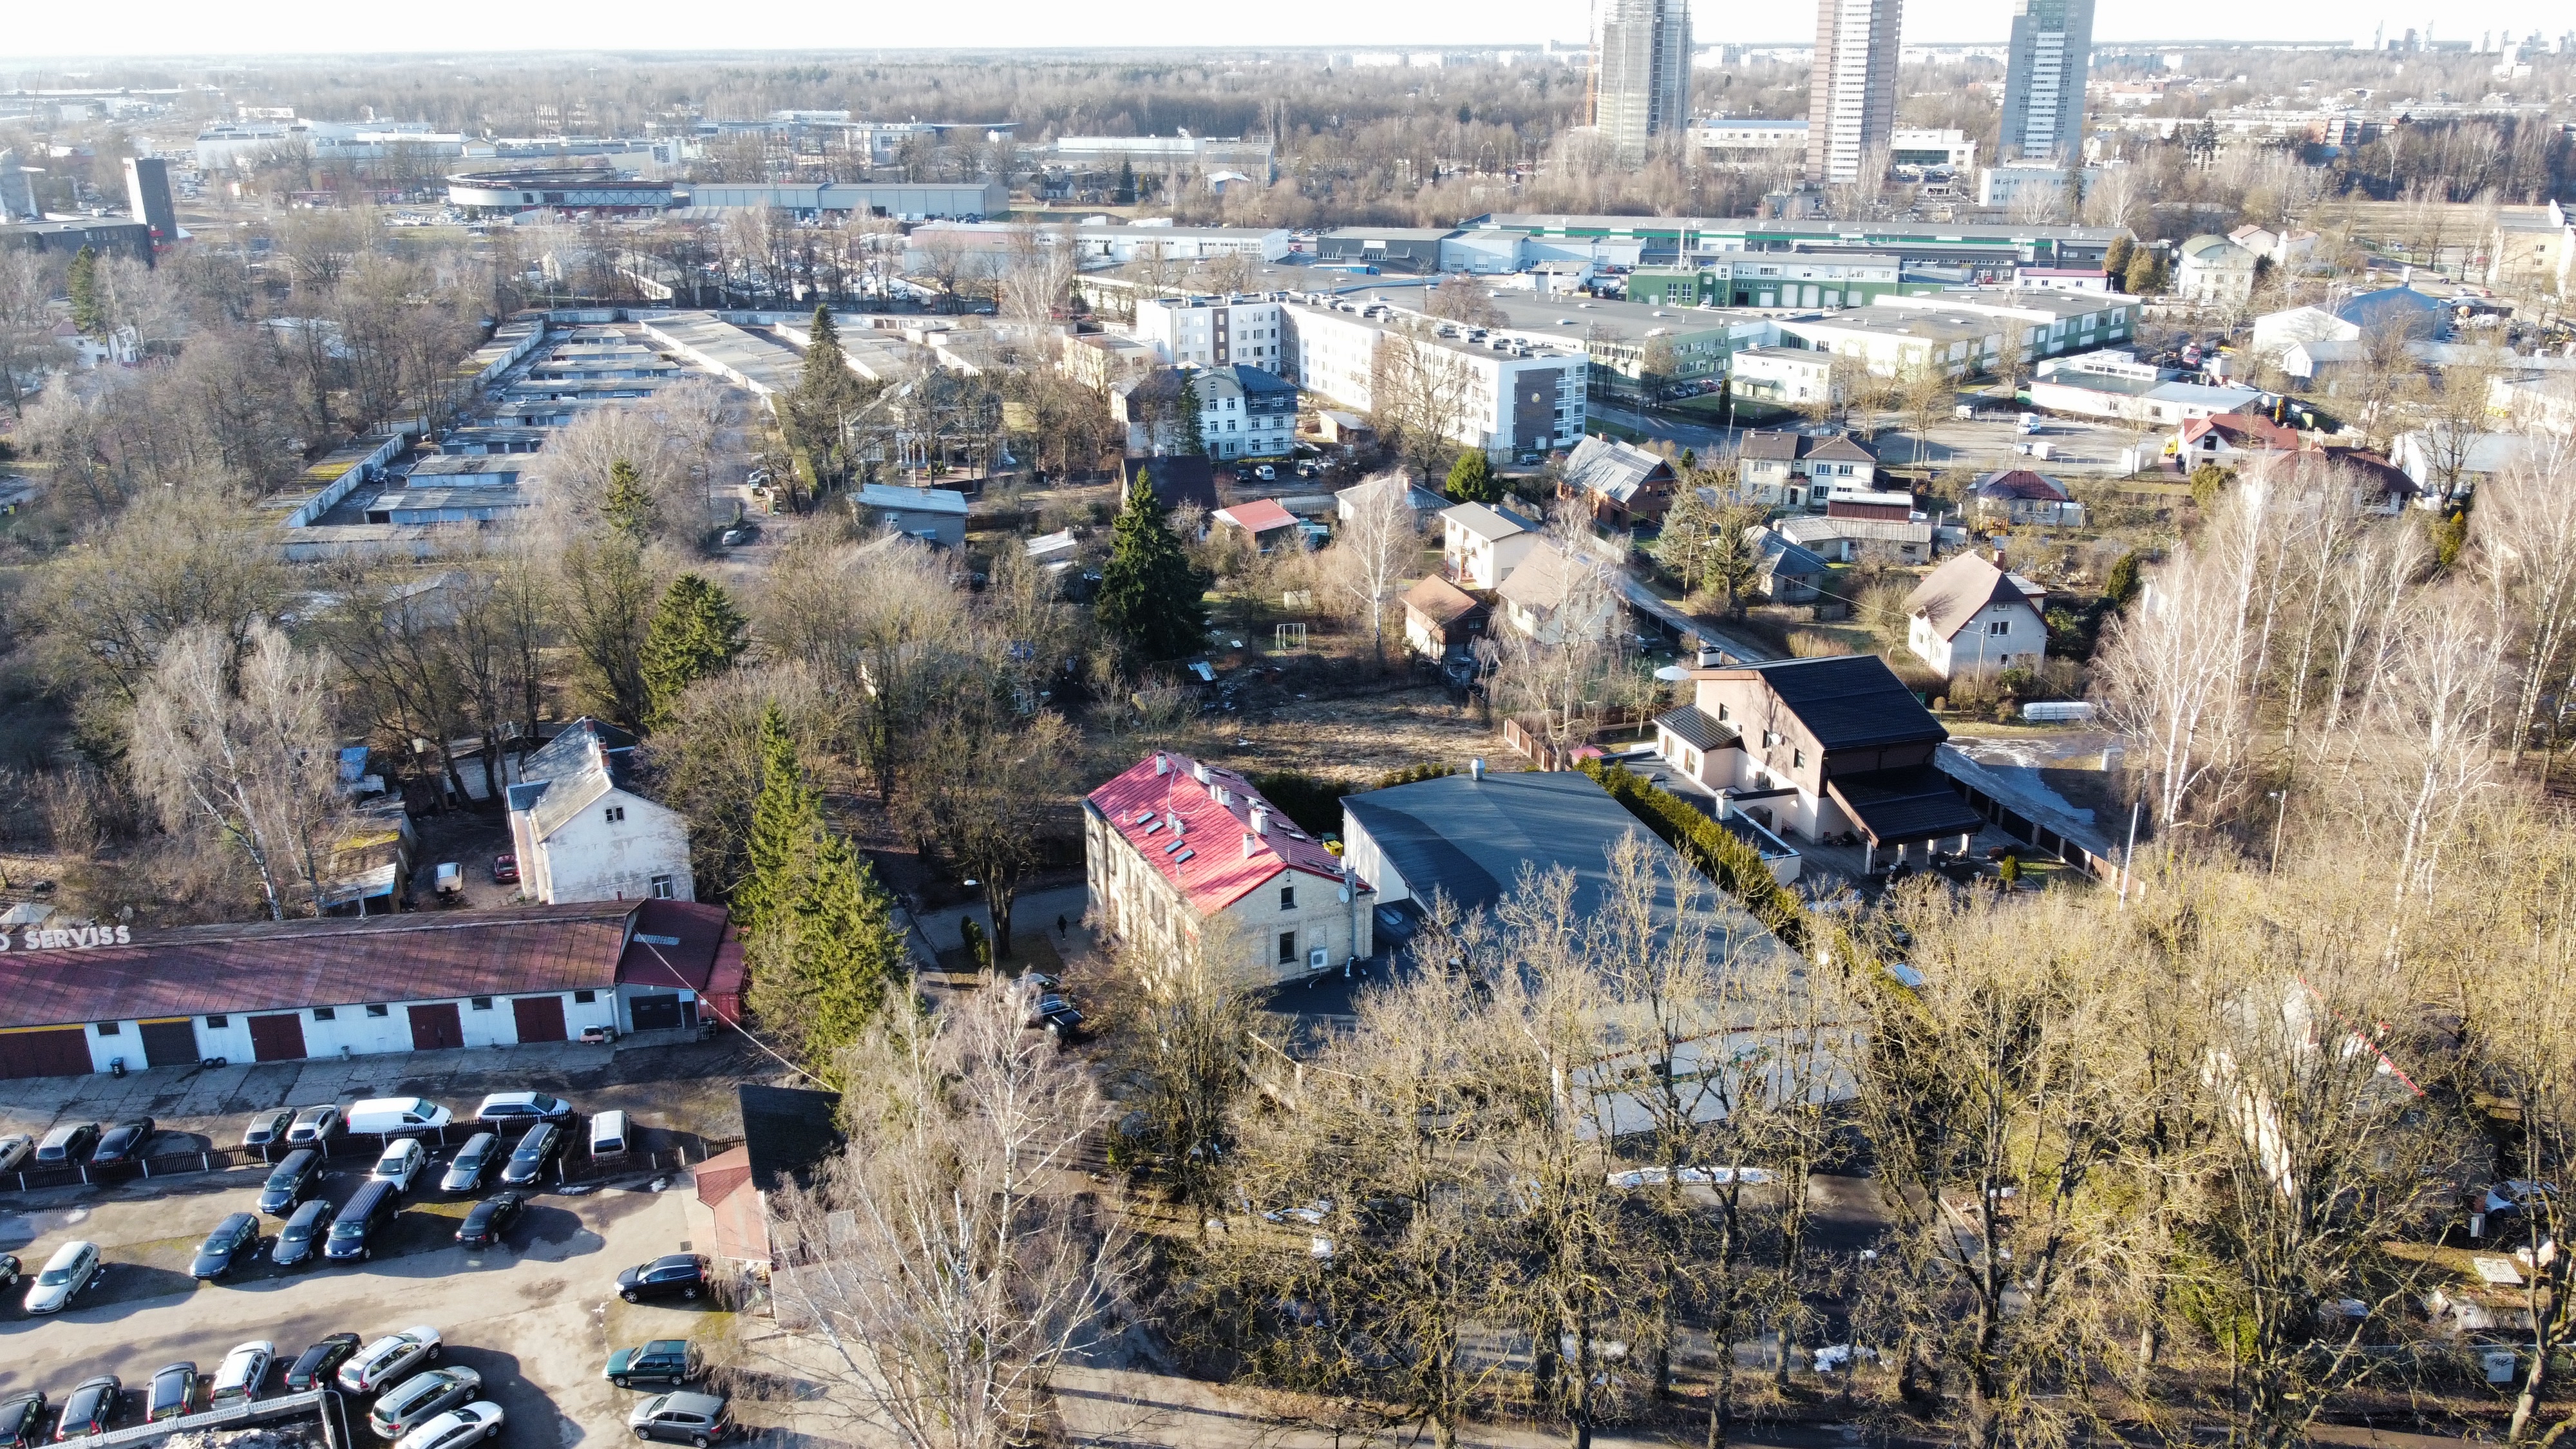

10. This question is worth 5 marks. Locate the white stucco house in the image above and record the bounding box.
[2174,234,2260,307]
[1905,551,2049,681]
[1440,501,1542,590]
[506,719,697,905]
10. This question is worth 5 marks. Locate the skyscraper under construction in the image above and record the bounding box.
[1591,0,1692,165]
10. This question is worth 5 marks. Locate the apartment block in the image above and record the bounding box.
[1593,0,1693,162]
[1285,300,1586,459]
[1134,294,1292,368]
[1808,0,1904,183]
[2000,0,2095,161]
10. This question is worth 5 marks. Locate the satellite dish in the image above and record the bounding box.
[1653,664,1692,683]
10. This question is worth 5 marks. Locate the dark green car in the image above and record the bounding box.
[604,1341,701,1388]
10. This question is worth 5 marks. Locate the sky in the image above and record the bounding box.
[7,0,2567,59]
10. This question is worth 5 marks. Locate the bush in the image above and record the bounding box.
[1575,759,1808,950]
[1251,762,1459,837]
[960,918,991,971]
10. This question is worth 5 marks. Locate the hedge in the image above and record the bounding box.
[1576,759,1810,950]
[1250,763,1459,838]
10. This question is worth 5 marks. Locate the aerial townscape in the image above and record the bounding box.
[4,6,2576,1449]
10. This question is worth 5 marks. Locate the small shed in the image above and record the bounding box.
[1402,575,1490,659]
[855,484,969,548]
[1212,498,1302,552]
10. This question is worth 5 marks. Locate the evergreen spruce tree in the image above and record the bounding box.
[1115,158,1137,205]
[1445,448,1502,504]
[1096,468,1210,661]
[735,705,820,938]
[2125,247,2167,296]
[799,305,849,393]
[66,247,103,336]
[1173,371,1207,456]
[641,574,749,729]
[789,831,905,1061]
[603,458,653,540]
[2103,234,2135,282]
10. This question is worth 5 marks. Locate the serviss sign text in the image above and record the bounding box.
[0,925,132,952]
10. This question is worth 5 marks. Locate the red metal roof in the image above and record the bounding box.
[0,900,728,1031]
[1086,752,1360,914]
[1213,498,1298,535]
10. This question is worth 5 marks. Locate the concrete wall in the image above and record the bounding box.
[82,988,624,1072]
[529,790,696,904]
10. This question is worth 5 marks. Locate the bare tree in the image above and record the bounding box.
[1325,475,1421,664]
[1370,323,1479,480]
[899,710,1076,959]
[2478,435,2576,770]
[770,987,1130,1449]
[759,535,971,802]
[131,621,348,921]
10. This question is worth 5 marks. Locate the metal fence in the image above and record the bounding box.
[5,1123,735,1198]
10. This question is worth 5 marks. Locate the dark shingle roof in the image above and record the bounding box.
[1737,655,1946,752]
[739,1084,844,1192]
[1343,771,1666,919]
[1124,456,1220,513]
[1738,430,1877,465]
[1654,706,1737,753]
[1824,765,1986,846]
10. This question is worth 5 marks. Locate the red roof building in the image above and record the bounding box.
[1083,752,1376,985]
[1212,498,1300,548]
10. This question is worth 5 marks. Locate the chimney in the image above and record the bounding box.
[1154,752,1170,776]
[1243,832,1260,858]
[1471,757,1486,782]
[1192,761,1210,784]
[1992,548,2007,571]
[1251,805,1270,835]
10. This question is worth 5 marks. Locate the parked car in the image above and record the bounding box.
[454,1191,526,1251]
[368,1367,481,1440]
[393,1403,502,1449]
[25,1241,100,1314]
[50,1378,118,1441]
[627,1392,732,1447]
[339,1328,442,1395]
[489,855,519,886]
[605,1340,702,1388]
[240,1111,296,1151]
[0,1254,20,1290]
[616,1254,710,1304]
[0,1135,33,1172]
[372,1138,429,1191]
[209,1343,274,1406]
[271,1199,336,1269]
[285,1104,343,1146]
[283,1334,363,1393]
[258,1148,324,1216]
[1253,464,1276,481]
[0,1394,46,1449]
[191,1212,264,1280]
[33,1122,99,1166]
[1023,992,1085,1040]
[589,1110,630,1160]
[440,1133,500,1193]
[324,1180,400,1263]
[720,525,756,547]
[346,1098,453,1137]
[498,1122,564,1188]
[145,1365,197,1423]
[473,1092,573,1126]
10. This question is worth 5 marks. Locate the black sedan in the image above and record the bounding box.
[50,1378,118,1442]
[455,1192,527,1250]
[0,1394,45,1449]
[88,1119,155,1167]
[145,1365,195,1424]
[498,1123,564,1188]
[191,1213,263,1280]
[616,1254,710,1304]
[0,1254,19,1290]
[282,1334,361,1394]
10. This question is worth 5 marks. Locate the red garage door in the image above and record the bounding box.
[511,995,567,1044]
[247,1014,308,1063]
[0,1027,95,1080]
[408,1003,464,1052]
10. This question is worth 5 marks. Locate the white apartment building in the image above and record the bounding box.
[1285,300,1587,459]
[1135,295,1292,368]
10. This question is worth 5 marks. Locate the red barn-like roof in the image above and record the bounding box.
[1086,753,1360,914]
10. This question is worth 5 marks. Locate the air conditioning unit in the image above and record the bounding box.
[1308,946,1331,971]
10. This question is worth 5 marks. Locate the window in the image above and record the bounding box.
[471,997,493,1010]
[1763,730,1781,748]
[205,1015,228,1028]
[650,875,676,900]
[604,805,626,823]
[1278,931,1298,965]
[94,1021,120,1036]
[574,989,597,1004]
[312,1007,336,1021]
[1989,618,2012,636]
[1793,749,1806,770]
[366,1004,390,1018]
[1280,885,1296,911]
[1716,703,1729,722]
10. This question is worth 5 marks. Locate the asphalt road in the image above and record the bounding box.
[0,1160,705,1449]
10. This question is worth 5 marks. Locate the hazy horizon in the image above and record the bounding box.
[8,0,2568,64]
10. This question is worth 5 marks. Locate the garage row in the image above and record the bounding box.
[0,899,739,1081]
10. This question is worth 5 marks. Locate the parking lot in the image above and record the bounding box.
[0,1150,714,1449]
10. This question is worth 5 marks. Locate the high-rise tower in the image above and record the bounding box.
[1591,0,1693,164]
[2000,0,2095,161]
[1807,0,1902,184]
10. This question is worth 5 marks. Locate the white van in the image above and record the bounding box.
[345,1097,454,1136]
[589,1110,629,1160]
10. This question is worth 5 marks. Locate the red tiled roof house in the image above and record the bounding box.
[1084,753,1376,985]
